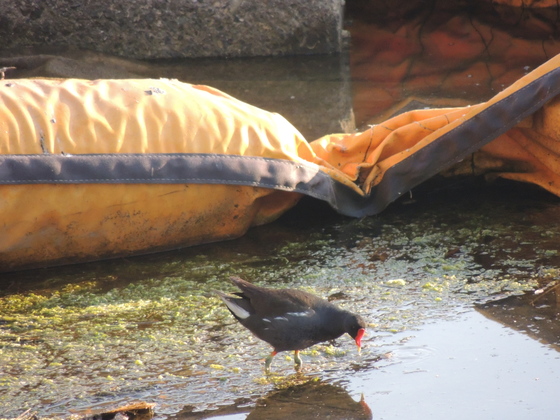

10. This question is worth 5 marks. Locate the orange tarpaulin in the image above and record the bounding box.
[1,54,560,271]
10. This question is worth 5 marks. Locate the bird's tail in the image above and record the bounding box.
[214,290,252,320]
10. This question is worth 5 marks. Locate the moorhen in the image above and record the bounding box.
[215,276,366,372]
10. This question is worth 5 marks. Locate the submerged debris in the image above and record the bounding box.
[5,403,156,420]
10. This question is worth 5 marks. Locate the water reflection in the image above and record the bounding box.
[176,380,372,420]
[346,0,560,126]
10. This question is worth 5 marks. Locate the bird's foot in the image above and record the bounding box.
[264,351,277,373]
[293,350,303,372]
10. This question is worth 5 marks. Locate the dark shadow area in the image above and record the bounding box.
[478,283,560,349]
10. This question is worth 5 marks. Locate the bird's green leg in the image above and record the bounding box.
[294,350,303,372]
[265,350,277,373]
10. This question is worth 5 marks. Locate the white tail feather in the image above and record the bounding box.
[222,297,250,319]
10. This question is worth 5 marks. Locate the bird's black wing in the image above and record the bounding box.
[230,276,322,317]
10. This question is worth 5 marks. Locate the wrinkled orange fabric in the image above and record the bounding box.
[0,79,311,270]
[310,53,560,199]
[474,95,560,193]
[310,108,468,193]
[1,53,560,271]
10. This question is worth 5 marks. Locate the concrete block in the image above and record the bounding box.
[0,0,346,59]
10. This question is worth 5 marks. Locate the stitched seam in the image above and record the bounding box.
[1,153,317,165]
[0,177,335,200]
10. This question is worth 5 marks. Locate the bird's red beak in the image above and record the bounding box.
[355,328,365,351]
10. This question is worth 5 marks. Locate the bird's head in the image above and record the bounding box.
[344,313,366,351]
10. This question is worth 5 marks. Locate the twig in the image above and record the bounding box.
[15,409,38,420]
[530,280,559,306]
[0,66,16,80]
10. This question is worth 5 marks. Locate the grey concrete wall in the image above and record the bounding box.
[0,0,346,59]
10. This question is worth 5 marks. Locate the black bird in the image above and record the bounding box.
[215,276,366,372]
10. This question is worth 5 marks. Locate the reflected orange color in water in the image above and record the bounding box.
[346,0,560,127]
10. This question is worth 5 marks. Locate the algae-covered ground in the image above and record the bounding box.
[1,179,559,419]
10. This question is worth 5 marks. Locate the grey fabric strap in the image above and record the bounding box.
[0,152,354,208]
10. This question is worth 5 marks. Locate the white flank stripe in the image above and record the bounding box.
[274,316,289,321]
[286,310,313,317]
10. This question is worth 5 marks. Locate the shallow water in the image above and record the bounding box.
[2,182,560,419]
[350,310,560,420]
[2,1,560,419]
